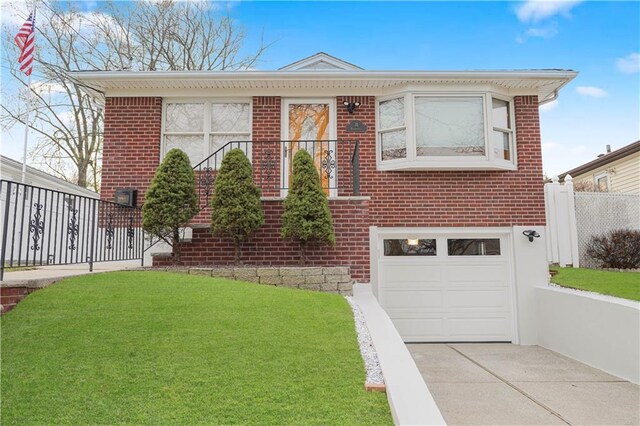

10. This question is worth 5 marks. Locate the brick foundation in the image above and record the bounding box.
[0,286,37,314]
[153,198,371,281]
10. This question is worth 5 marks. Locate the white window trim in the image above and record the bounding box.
[375,91,517,171]
[161,97,253,164]
[280,97,338,197]
[594,171,610,192]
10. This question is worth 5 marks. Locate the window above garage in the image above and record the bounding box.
[376,92,516,171]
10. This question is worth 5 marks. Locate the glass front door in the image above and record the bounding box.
[283,100,336,196]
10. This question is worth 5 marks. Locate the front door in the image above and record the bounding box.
[282,99,337,196]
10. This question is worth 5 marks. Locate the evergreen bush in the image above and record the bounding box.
[210,149,264,264]
[281,149,335,265]
[142,148,198,263]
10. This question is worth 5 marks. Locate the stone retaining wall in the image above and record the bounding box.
[158,266,353,294]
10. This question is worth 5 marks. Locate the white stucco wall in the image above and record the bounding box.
[537,286,640,384]
[511,225,548,344]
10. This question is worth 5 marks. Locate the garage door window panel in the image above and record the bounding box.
[384,239,436,256]
[448,238,501,256]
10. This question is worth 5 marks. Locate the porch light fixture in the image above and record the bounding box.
[406,238,420,246]
[342,100,360,114]
[522,230,540,242]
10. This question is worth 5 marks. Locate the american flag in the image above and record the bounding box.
[15,12,36,76]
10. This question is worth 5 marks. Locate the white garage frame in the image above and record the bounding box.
[370,226,520,343]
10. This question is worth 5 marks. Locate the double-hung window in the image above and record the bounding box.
[376,92,516,170]
[379,97,407,161]
[163,100,251,166]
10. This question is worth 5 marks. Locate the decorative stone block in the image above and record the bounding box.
[257,268,280,276]
[338,282,353,292]
[234,268,259,283]
[304,275,324,285]
[189,268,212,276]
[323,267,349,276]
[299,283,322,291]
[210,267,234,278]
[259,275,282,286]
[167,268,190,275]
[280,276,302,288]
[320,282,339,292]
[280,267,303,276]
[302,267,323,276]
[325,274,350,284]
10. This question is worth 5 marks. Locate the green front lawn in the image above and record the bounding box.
[550,267,640,301]
[1,272,392,425]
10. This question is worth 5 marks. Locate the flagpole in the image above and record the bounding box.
[21,71,32,184]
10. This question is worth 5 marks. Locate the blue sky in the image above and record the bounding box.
[1,0,639,176]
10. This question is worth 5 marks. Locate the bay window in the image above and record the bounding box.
[378,98,407,161]
[163,100,251,166]
[377,92,516,170]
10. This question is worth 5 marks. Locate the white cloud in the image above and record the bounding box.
[616,52,640,73]
[576,86,608,97]
[539,99,558,112]
[516,22,559,43]
[515,0,583,23]
[0,1,30,26]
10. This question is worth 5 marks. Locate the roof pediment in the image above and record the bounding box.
[279,52,362,71]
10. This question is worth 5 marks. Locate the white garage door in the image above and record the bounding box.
[376,231,514,342]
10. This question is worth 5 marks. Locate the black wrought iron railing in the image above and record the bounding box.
[192,139,360,208]
[0,180,144,281]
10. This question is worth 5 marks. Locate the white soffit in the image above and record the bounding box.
[70,70,577,103]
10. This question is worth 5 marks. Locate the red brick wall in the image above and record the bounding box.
[252,96,282,197]
[1,287,37,314]
[154,199,371,281]
[101,97,162,204]
[336,95,546,227]
[104,94,546,280]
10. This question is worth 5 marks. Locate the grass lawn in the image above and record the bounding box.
[550,267,640,301]
[1,271,392,425]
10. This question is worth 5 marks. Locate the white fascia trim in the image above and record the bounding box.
[69,69,578,81]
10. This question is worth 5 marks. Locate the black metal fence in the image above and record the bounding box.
[192,140,360,208]
[0,180,144,280]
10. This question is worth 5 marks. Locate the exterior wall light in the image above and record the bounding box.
[343,101,360,114]
[406,238,420,246]
[522,230,540,242]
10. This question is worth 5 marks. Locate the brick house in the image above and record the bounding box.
[73,53,577,344]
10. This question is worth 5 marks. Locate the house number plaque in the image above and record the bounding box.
[346,120,367,133]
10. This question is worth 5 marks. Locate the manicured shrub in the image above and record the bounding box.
[586,229,640,269]
[143,148,198,263]
[281,149,335,266]
[210,149,264,264]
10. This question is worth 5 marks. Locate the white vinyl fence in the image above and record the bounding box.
[545,175,640,267]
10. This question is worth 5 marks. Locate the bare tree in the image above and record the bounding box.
[1,0,268,191]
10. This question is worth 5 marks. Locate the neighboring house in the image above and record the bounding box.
[72,52,577,345]
[0,155,97,197]
[0,156,98,265]
[558,140,640,193]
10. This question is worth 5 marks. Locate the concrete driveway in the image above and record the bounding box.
[408,343,639,425]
